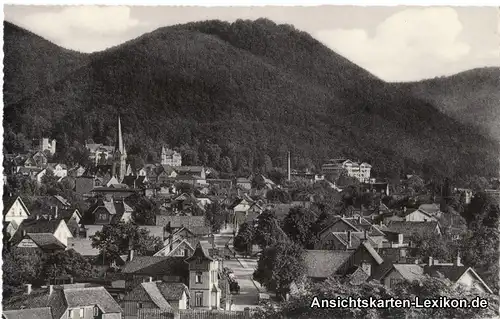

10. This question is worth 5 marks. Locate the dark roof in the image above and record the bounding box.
[185,242,213,262]
[304,250,352,278]
[423,265,468,282]
[156,215,207,228]
[360,241,384,265]
[347,267,370,285]
[156,282,190,300]
[53,195,70,207]
[25,233,65,250]
[67,238,100,256]
[64,286,122,313]
[122,256,188,277]
[12,219,65,244]
[386,221,440,237]
[83,165,113,177]
[2,307,53,319]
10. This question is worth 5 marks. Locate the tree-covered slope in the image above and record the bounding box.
[398,67,500,143]
[3,19,499,182]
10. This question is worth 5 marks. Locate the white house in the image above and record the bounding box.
[3,196,30,225]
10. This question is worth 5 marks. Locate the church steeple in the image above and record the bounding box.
[113,116,127,182]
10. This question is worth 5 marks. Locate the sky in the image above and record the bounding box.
[4,5,499,81]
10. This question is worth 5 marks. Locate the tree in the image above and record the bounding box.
[409,233,455,263]
[254,210,282,250]
[205,201,226,233]
[133,197,159,225]
[267,168,287,186]
[233,222,254,257]
[219,156,233,174]
[463,192,499,228]
[266,188,291,203]
[282,206,317,248]
[3,250,44,298]
[91,221,163,258]
[41,169,59,191]
[42,249,96,280]
[253,240,306,300]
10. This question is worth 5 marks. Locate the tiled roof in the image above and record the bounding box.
[361,241,384,265]
[26,233,65,250]
[140,282,173,310]
[156,215,206,228]
[185,242,213,262]
[304,250,352,278]
[348,267,370,285]
[67,238,100,256]
[156,282,190,300]
[64,286,122,313]
[2,307,53,319]
[122,256,188,277]
[423,265,468,282]
[393,264,424,281]
[386,221,440,237]
[12,219,64,244]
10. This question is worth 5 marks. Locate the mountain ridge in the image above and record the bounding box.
[3,19,499,183]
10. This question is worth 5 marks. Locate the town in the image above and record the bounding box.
[2,117,499,319]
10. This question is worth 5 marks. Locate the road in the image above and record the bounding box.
[214,233,262,311]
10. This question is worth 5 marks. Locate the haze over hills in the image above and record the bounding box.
[3,19,499,183]
[398,67,500,143]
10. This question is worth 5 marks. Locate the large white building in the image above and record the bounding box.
[322,159,372,183]
[161,146,182,166]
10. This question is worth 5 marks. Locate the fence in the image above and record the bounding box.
[137,308,251,319]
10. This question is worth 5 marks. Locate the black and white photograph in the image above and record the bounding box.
[2,4,500,319]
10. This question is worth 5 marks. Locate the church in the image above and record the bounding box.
[84,116,128,183]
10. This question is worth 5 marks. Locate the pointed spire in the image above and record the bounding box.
[116,116,124,153]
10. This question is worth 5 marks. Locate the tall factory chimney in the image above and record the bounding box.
[287,151,291,181]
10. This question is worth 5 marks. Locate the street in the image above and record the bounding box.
[214,233,262,310]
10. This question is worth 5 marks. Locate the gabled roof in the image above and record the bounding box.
[156,282,190,300]
[156,215,207,229]
[122,256,187,276]
[386,221,440,237]
[12,218,64,244]
[393,264,425,281]
[24,233,65,250]
[53,195,70,207]
[360,241,384,265]
[140,282,173,310]
[304,250,352,278]
[64,286,122,313]
[2,307,53,319]
[3,196,30,216]
[185,242,213,262]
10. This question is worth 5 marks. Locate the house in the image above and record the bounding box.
[122,281,189,319]
[161,146,182,167]
[418,203,443,218]
[372,263,425,289]
[321,159,372,183]
[303,250,353,281]
[22,150,48,168]
[154,238,196,258]
[386,221,442,240]
[12,217,73,247]
[14,233,66,254]
[16,166,47,184]
[121,256,189,290]
[89,198,134,225]
[236,177,252,190]
[156,215,209,236]
[47,163,68,179]
[337,241,385,278]
[400,208,438,222]
[252,174,276,189]
[3,196,31,225]
[3,284,122,319]
[75,176,96,195]
[315,230,365,250]
[185,243,221,309]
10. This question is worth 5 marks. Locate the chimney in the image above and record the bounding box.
[428,256,433,266]
[358,215,362,223]
[347,231,352,247]
[36,215,40,220]
[54,206,58,219]
[25,284,32,295]
[455,252,462,266]
[287,152,291,181]
[398,234,404,245]
[149,277,153,282]
[48,285,54,295]
[128,249,134,261]
[364,229,368,240]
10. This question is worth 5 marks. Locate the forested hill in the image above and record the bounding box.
[3,21,89,107]
[397,67,500,143]
[3,19,499,183]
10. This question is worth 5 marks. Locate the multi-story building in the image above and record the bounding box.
[161,146,182,167]
[322,159,372,183]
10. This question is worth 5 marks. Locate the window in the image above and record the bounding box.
[137,302,143,309]
[79,308,84,317]
[195,272,203,284]
[69,309,74,318]
[93,306,99,317]
[195,292,203,307]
